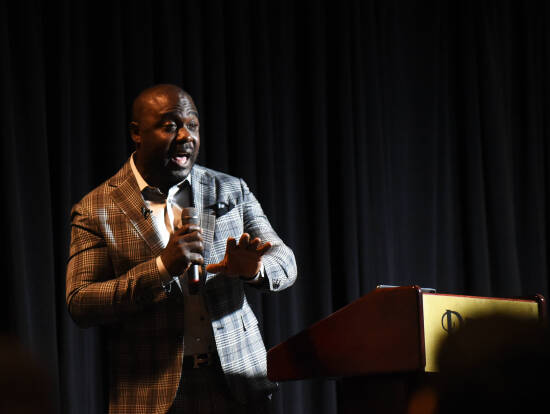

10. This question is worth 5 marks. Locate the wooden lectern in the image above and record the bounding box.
[267,286,545,413]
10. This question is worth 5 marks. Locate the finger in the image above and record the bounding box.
[256,241,272,256]
[206,262,225,274]
[248,237,261,250]
[227,237,237,251]
[181,231,203,243]
[239,233,250,247]
[183,240,204,254]
[188,253,204,265]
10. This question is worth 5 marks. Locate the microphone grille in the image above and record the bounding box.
[181,207,199,224]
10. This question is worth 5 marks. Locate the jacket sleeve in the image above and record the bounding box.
[65,202,169,328]
[240,179,297,292]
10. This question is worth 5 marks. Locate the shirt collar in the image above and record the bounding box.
[130,152,192,195]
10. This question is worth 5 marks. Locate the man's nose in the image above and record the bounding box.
[176,127,191,141]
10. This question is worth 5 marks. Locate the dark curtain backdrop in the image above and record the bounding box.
[3,0,550,412]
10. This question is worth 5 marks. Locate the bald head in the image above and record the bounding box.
[131,84,197,123]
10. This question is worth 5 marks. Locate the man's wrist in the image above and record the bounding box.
[240,273,258,281]
[156,256,173,284]
[241,263,265,284]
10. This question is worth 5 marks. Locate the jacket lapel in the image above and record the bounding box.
[109,160,165,256]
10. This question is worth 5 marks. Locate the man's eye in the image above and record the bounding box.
[187,122,198,131]
[164,124,177,132]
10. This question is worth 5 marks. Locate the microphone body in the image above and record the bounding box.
[181,207,201,294]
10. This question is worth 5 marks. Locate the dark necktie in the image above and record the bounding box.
[141,186,166,203]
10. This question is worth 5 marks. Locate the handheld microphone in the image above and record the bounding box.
[181,207,201,294]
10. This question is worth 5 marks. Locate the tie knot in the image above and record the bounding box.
[142,186,166,203]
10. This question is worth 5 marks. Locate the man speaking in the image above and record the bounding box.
[66,84,297,413]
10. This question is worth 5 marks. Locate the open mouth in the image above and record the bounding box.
[171,152,191,167]
[170,143,194,168]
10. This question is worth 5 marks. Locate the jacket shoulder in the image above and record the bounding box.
[72,160,132,214]
[193,164,250,194]
[194,164,242,186]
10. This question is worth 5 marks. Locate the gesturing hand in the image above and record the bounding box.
[206,233,272,279]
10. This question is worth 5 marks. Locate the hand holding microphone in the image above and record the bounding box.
[159,207,204,294]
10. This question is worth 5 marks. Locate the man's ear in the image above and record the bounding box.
[129,121,141,144]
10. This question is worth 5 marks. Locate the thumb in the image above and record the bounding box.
[206,261,226,274]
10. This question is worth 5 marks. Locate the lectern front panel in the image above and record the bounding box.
[422,293,540,372]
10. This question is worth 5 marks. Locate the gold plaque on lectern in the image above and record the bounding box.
[422,293,540,372]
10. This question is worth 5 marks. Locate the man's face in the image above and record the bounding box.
[132,89,200,188]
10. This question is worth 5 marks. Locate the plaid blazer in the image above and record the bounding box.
[66,158,297,414]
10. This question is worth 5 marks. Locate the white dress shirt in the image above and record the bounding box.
[130,154,216,355]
